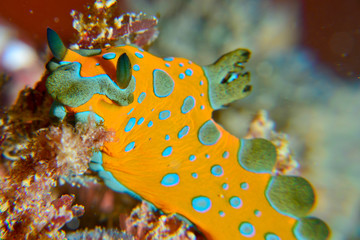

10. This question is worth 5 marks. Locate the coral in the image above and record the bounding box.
[70,0,158,49]
[0,107,112,238]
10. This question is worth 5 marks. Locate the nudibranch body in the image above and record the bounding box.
[46,29,329,240]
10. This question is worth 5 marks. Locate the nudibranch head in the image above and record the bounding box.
[45,28,330,240]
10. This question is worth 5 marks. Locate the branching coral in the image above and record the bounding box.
[0,99,113,238]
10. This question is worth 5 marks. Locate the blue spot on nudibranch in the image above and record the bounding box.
[210,165,224,177]
[137,117,145,125]
[240,182,249,190]
[229,196,242,209]
[161,173,180,187]
[179,73,185,79]
[239,222,255,237]
[164,57,174,61]
[125,118,136,132]
[205,154,210,158]
[178,126,190,139]
[219,211,225,217]
[96,63,100,66]
[135,52,144,58]
[159,110,171,120]
[165,135,170,140]
[127,108,134,115]
[222,183,229,190]
[125,141,135,152]
[189,155,196,161]
[147,121,153,127]
[181,96,196,114]
[185,69,193,76]
[191,172,198,178]
[192,196,212,213]
[179,63,184,67]
[138,92,146,103]
[133,64,140,71]
[223,151,230,159]
[162,146,173,157]
[200,80,204,86]
[102,52,116,60]
[254,210,262,217]
[265,233,280,240]
[165,63,170,67]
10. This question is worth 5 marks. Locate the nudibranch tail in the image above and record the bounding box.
[45,29,330,240]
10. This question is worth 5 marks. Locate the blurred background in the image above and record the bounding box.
[0,0,359,239]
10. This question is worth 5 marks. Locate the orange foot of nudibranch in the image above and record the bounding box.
[45,28,330,240]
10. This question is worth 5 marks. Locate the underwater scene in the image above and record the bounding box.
[0,0,359,239]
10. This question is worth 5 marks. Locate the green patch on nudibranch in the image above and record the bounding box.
[266,175,315,218]
[238,138,277,173]
[294,217,330,240]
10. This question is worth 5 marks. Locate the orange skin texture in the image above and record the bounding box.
[61,46,298,240]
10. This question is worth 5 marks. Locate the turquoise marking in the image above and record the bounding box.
[133,64,140,71]
[96,63,100,66]
[192,196,212,213]
[102,52,116,60]
[181,96,196,114]
[205,154,210,158]
[137,92,146,103]
[163,57,174,61]
[191,172,198,178]
[189,155,196,161]
[179,73,185,79]
[89,162,104,172]
[200,80,204,86]
[210,165,224,177]
[160,173,180,187]
[178,126,190,139]
[239,222,255,237]
[222,151,229,159]
[49,101,66,120]
[137,117,145,125]
[135,52,144,58]
[265,233,280,240]
[219,211,225,217]
[125,117,136,132]
[185,69,193,76]
[165,135,170,140]
[162,146,173,157]
[222,183,229,190]
[75,111,104,123]
[147,121,153,127]
[229,196,242,209]
[165,63,170,67]
[90,151,103,164]
[200,105,205,110]
[240,182,249,190]
[125,141,135,152]
[159,110,171,120]
[127,108,134,115]
[179,63,184,67]
[254,210,262,217]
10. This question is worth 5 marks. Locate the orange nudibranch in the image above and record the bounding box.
[46,28,329,240]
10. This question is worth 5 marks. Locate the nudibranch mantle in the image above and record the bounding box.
[46,28,329,240]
